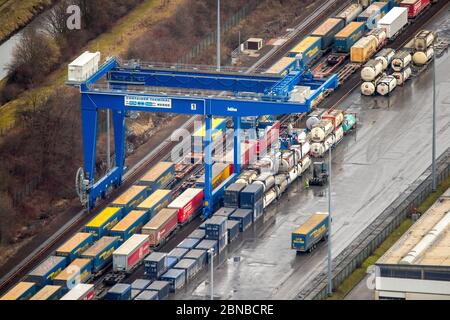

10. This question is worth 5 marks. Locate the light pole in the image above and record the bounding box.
[209,248,214,300]
[217,0,221,71]
[327,146,332,296]
[432,42,437,191]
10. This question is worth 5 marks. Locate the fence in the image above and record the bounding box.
[297,147,450,300]
[178,3,257,64]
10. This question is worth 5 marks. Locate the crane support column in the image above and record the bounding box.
[233,116,241,175]
[81,95,98,185]
[203,114,214,218]
[112,109,126,182]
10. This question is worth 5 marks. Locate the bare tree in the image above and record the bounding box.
[0,192,15,245]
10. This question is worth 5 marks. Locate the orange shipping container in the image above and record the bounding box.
[350,36,377,63]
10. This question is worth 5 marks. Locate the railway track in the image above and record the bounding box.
[1,0,447,297]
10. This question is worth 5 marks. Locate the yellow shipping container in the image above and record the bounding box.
[137,189,171,210]
[85,207,121,229]
[140,162,173,184]
[111,185,148,207]
[311,18,343,36]
[264,57,296,75]
[350,36,377,63]
[30,285,61,300]
[111,210,147,232]
[0,282,35,300]
[56,232,92,256]
[335,22,365,38]
[290,36,321,55]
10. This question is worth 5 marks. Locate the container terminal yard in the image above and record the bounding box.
[0,0,450,302]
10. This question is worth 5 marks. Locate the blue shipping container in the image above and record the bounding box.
[173,258,199,282]
[227,220,240,243]
[239,184,264,209]
[195,240,218,259]
[252,199,264,222]
[81,236,119,273]
[229,209,253,232]
[177,238,202,250]
[223,183,246,208]
[188,229,205,240]
[184,249,208,268]
[144,252,167,280]
[334,22,366,53]
[110,185,150,213]
[135,290,158,300]
[167,257,178,269]
[205,216,227,240]
[146,281,170,300]
[27,256,68,287]
[109,210,149,243]
[292,213,329,252]
[168,247,189,262]
[105,283,131,300]
[160,269,186,293]
[214,207,236,218]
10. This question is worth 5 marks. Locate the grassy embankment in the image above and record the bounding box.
[328,174,450,300]
[0,0,184,130]
[0,0,56,43]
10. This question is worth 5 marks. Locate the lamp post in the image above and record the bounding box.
[209,248,215,300]
[432,42,437,191]
[327,146,332,296]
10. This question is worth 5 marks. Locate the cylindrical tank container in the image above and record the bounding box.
[253,173,275,193]
[350,36,378,63]
[263,188,277,208]
[310,134,335,157]
[306,109,326,130]
[342,114,357,133]
[414,30,435,52]
[290,142,310,160]
[279,152,296,173]
[321,109,344,129]
[298,156,312,175]
[333,126,344,144]
[392,67,412,85]
[366,28,387,48]
[361,74,384,96]
[235,170,258,185]
[335,3,363,24]
[361,59,384,81]
[376,75,397,96]
[413,47,434,65]
[391,50,412,71]
[287,168,298,185]
[311,120,334,142]
[275,179,288,197]
[375,48,396,70]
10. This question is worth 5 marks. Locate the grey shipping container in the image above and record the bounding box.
[131,289,142,299]
[173,258,199,282]
[184,249,208,267]
[227,220,241,243]
[195,239,218,257]
[146,280,170,300]
[105,283,131,300]
[144,252,167,280]
[239,184,264,209]
[205,216,228,240]
[252,198,264,222]
[135,290,158,300]
[177,237,201,250]
[188,229,205,240]
[131,279,152,291]
[160,269,186,292]
[229,209,253,232]
[214,207,236,218]
[224,183,246,207]
[167,247,189,262]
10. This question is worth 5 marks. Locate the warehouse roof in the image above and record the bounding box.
[377,188,450,267]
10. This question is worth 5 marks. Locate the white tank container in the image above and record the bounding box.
[391,50,412,71]
[236,170,258,185]
[376,75,397,96]
[275,179,288,197]
[290,142,310,160]
[414,30,435,52]
[392,67,411,86]
[361,73,383,96]
[333,126,344,144]
[279,152,296,173]
[367,28,387,48]
[263,188,277,208]
[321,109,344,129]
[306,109,325,130]
[287,168,298,185]
[274,174,287,186]
[375,48,395,70]
[297,156,312,175]
[361,59,384,81]
[253,173,275,193]
[310,120,334,143]
[413,47,434,65]
[310,134,335,157]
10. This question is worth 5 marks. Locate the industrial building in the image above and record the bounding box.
[375,189,450,300]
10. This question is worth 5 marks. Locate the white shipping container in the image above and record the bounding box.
[113,234,150,272]
[377,7,408,39]
[60,284,94,300]
[168,188,202,209]
[68,51,101,82]
[336,3,363,24]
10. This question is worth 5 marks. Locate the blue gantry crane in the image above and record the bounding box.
[68,55,338,218]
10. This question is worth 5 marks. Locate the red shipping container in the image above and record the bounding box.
[142,208,178,247]
[256,121,281,155]
[400,0,430,18]
[168,188,204,223]
[113,234,150,272]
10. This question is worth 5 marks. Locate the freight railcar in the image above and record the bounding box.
[288,36,322,65]
[400,0,431,18]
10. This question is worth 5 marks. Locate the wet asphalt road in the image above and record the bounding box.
[173,6,450,300]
